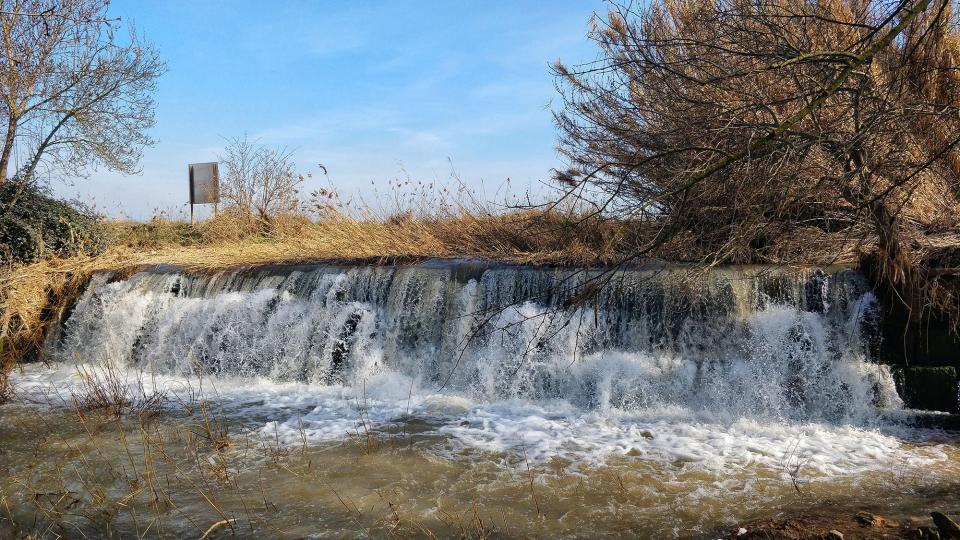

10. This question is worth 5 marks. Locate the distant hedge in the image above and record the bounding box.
[0,183,106,265]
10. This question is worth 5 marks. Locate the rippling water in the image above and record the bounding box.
[2,261,958,538]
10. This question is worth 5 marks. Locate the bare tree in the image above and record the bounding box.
[218,136,303,223]
[0,0,165,186]
[553,0,960,335]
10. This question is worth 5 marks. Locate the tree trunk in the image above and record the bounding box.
[0,114,17,183]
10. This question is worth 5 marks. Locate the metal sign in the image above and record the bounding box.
[189,162,219,224]
[189,162,219,204]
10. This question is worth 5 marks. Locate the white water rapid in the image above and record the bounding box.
[18,261,948,476]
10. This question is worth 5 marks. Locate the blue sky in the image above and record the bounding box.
[53,1,604,219]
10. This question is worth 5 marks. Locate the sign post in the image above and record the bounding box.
[188,162,220,225]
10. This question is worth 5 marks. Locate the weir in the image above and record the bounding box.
[11,260,960,539]
[47,260,900,424]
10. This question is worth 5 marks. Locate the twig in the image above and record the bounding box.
[199,517,236,539]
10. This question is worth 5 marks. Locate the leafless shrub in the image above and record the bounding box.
[193,399,231,453]
[348,382,380,455]
[218,136,305,229]
[437,500,498,540]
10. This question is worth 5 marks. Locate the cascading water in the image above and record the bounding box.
[49,261,894,420]
[8,260,960,538]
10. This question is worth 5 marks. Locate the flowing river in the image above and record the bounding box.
[2,261,958,538]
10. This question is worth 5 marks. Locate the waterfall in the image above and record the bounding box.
[47,261,899,424]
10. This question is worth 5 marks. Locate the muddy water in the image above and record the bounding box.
[2,369,959,539]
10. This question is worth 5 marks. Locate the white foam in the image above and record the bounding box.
[11,362,949,480]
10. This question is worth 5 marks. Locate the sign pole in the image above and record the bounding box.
[189,163,194,225]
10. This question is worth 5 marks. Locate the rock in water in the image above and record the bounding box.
[854,511,882,527]
[932,512,960,540]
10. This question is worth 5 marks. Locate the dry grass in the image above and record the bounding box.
[70,363,168,420]
[103,210,627,268]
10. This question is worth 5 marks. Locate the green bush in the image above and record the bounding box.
[0,183,106,265]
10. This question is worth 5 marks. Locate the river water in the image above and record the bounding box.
[2,261,958,538]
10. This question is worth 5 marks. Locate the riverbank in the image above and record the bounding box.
[723,507,960,539]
